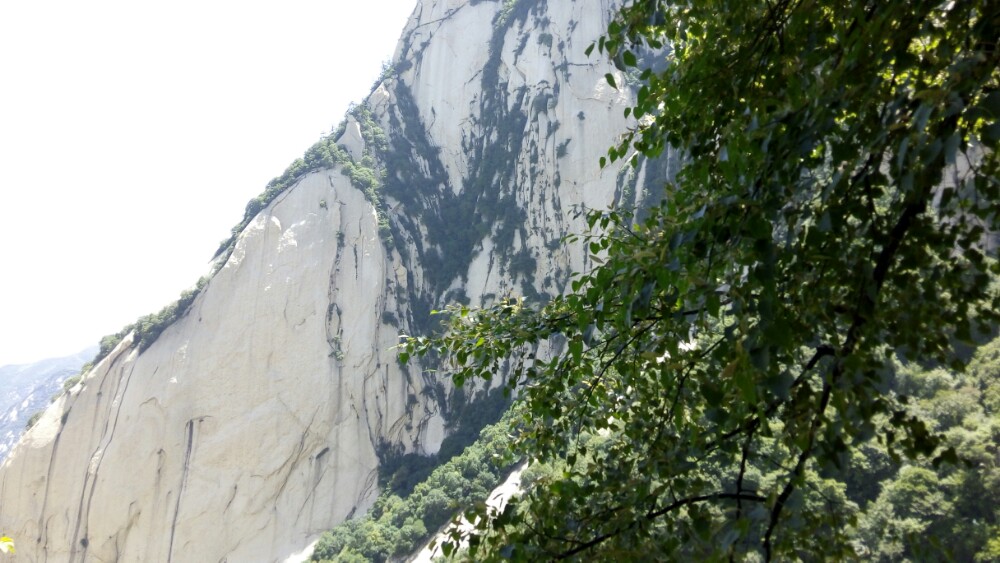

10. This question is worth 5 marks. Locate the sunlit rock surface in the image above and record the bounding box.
[0,1,672,560]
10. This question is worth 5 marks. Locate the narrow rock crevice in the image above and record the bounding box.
[69,359,140,563]
[167,418,197,563]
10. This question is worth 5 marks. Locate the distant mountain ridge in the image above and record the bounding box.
[0,346,95,460]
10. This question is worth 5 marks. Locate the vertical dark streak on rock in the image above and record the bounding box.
[35,412,66,563]
[65,355,136,563]
[223,485,238,513]
[167,419,196,563]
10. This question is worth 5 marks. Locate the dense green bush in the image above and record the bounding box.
[377,386,510,498]
[311,415,517,562]
[25,411,42,430]
[61,375,82,393]
[842,345,1000,562]
[433,339,1000,562]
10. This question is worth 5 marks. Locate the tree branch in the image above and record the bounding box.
[762,373,834,561]
[554,492,767,560]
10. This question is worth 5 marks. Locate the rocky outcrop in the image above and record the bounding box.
[0,173,445,562]
[0,1,673,561]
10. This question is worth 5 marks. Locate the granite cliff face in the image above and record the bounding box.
[0,1,674,560]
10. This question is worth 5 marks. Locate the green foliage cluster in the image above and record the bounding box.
[848,344,1000,561]
[61,375,81,393]
[213,151,328,263]
[310,417,516,563]
[402,0,1000,559]
[48,373,83,403]
[328,335,344,362]
[89,275,210,368]
[373,60,396,93]
[131,280,207,351]
[215,103,393,264]
[24,411,42,430]
[412,342,1000,562]
[377,386,511,498]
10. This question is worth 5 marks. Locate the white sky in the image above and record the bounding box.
[0,0,416,366]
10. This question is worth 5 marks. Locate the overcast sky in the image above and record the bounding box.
[0,0,416,366]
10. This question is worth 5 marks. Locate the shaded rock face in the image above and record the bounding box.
[0,1,673,560]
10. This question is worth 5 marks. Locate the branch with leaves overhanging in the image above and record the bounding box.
[400,0,998,559]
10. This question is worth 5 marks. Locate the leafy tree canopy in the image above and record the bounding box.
[403,0,999,559]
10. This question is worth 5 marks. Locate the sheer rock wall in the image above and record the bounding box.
[0,1,664,561]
